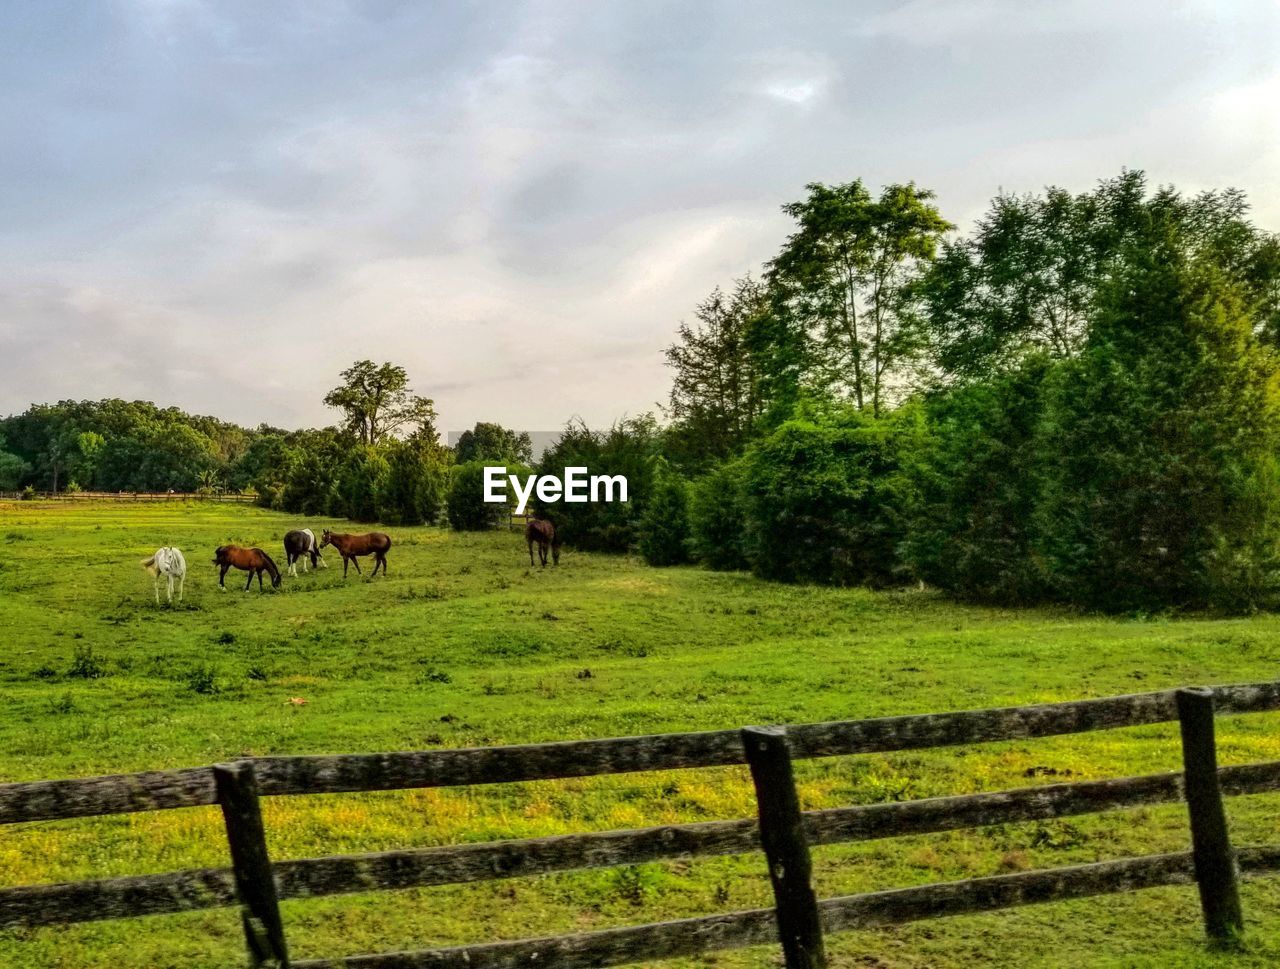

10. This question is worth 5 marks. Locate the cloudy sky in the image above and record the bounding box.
[2,1,1278,435]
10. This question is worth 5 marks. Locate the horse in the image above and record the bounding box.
[213,545,282,591]
[525,517,561,567]
[283,527,326,576]
[319,529,391,578]
[141,546,187,604]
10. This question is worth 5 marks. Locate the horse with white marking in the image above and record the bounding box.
[284,527,326,576]
[141,546,187,604]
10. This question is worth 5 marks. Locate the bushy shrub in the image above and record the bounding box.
[688,460,749,570]
[330,446,389,522]
[377,438,451,525]
[533,417,661,551]
[447,461,530,530]
[905,359,1052,603]
[637,460,690,566]
[739,404,923,586]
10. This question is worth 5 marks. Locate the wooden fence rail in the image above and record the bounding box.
[2,681,1279,967]
[0,490,256,502]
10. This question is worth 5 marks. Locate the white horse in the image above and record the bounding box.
[141,546,187,604]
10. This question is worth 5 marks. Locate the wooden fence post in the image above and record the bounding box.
[214,761,290,967]
[1176,687,1244,945]
[742,726,827,969]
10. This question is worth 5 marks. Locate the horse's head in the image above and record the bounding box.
[319,529,332,549]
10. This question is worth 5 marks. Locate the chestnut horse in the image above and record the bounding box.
[213,545,282,591]
[320,529,391,577]
[525,517,561,567]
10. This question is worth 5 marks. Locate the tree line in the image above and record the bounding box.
[4,169,1280,611]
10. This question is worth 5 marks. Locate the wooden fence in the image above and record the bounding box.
[2,681,1280,967]
[0,490,256,502]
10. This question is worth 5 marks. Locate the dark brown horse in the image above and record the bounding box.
[525,517,561,567]
[213,545,281,591]
[320,529,391,577]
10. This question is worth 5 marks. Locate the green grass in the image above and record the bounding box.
[1,499,1278,968]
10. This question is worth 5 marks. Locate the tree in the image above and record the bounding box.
[454,422,532,464]
[0,435,29,490]
[323,361,435,446]
[1037,214,1280,611]
[378,432,452,525]
[664,277,768,467]
[446,461,528,531]
[768,180,951,415]
[688,459,749,570]
[923,171,1280,379]
[906,358,1053,603]
[637,459,691,566]
[739,402,924,586]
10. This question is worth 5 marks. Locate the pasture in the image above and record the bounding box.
[1,501,1279,968]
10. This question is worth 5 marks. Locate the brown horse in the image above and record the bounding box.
[213,545,282,591]
[525,517,561,567]
[320,529,391,577]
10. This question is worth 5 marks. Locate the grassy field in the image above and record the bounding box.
[1,499,1278,968]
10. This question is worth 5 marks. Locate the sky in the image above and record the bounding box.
[2,0,1278,436]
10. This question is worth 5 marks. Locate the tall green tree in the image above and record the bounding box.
[923,171,1280,378]
[1037,214,1280,611]
[454,422,532,464]
[324,361,435,446]
[664,276,768,467]
[768,180,951,415]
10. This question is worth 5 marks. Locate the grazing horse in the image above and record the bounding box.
[141,546,187,604]
[213,545,282,591]
[284,528,326,576]
[525,518,561,567]
[319,529,391,578]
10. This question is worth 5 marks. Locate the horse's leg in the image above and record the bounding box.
[219,565,229,591]
[244,569,254,592]
[343,556,349,578]
[287,553,295,578]
[381,553,388,576]
[154,576,161,604]
[528,539,535,566]
[166,574,174,604]
[352,556,363,575]
[178,574,184,603]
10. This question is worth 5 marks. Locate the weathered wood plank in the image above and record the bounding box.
[248,680,1280,797]
[288,852,1219,969]
[0,869,237,929]
[819,851,1198,934]
[5,761,1279,929]
[290,906,781,969]
[1177,688,1244,943]
[0,767,216,825]
[3,681,1277,823]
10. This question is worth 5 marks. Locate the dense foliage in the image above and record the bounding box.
[9,171,1280,611]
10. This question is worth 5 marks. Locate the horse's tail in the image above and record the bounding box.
[263,552,282,587]
[140,554,159,577]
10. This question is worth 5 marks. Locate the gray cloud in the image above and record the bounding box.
[2,0,1279,433]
